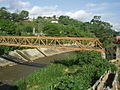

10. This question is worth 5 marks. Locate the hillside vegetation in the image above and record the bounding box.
[0,7,118,89]
[0,7,117,59]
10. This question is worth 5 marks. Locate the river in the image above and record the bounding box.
[0,51,76,84]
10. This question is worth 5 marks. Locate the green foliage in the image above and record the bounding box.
[43,22,95,37]
[0,7,117,59]
[15,51,117,90]
[0,19,16,34]
[15,64,67,90]
[90,17,117,59]
[43,23,64,36]
[52,51,117,89]
[0,10,33,54]
[11,13,20,22]
[0,46,30,55]
[109,64,117,72]
[53,76,89,90]
[0,7,118,89]
[54,77,77,90]
[54,54,78,66]
[19,10,29,20]
[15,21,34,35]
[0,7,29,21]
[118,74,120,82]
[0,7,11,20]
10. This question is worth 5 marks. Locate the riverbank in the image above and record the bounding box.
[15,51,117,90]
[0,48,73,67]
[0,51,76,84]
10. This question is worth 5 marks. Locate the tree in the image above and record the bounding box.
[0,7,7,11]
[0,7,10,19]
[37,16,42,19]
[19,10,29,20]
[90,16,117,59]
[11,13,20,22]
[93,16,101,20]
[53,15,57,20]
[0,19,16,34]
[59,15,70,20]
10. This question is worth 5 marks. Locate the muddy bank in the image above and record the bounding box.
[0,51,76,84]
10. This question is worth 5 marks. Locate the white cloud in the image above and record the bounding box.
[85,3,110,11]
[28,5,93,21]
[86,3,96,7]
[28,5,120,30]
[100,3,109,6]
[7,1,93,21]
[28,5,58,17]
[5,1,119,31]
[16,1,30,7]
[111,22,120,31]
[9,0,30,10]
[0,0,5,2]
[63,10,93,21]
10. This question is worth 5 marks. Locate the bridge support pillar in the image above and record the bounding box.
[101,52,106,59]
[116,45,120,59]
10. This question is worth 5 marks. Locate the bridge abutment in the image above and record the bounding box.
[116,45,120,59]
[101,52,106,59]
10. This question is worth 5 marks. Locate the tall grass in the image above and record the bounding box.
[15,51,117,90]
[15,64,67,90]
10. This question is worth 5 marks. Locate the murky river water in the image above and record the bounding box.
[0,51,76,84]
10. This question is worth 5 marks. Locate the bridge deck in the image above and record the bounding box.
[0,36,105,52]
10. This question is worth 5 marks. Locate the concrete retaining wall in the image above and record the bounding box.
[111,71,118,90]
[9,48,72,62]
[0,57,15,67]
[88,71,110,90]
[0,48,72,67]
[89,70,119,90]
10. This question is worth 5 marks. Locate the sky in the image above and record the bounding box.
[0,0,120,31]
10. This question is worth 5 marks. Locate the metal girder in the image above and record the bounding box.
[0,36,105,52]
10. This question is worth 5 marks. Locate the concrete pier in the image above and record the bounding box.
[101,52,106,59]
[116,45,120,59]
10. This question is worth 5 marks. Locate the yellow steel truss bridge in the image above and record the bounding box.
[0,36,105,52]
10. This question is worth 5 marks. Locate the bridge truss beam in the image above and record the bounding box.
[0,36,105,52]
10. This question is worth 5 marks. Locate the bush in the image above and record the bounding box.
[54,55,78,66]
[53,76,89,90]
[118,74,120,83]
[53,51,117,87]
[0,46,30,55]
[16,64,67,90]
[15,51,117,90]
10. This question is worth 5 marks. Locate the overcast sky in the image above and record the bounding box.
[0,0,120,31]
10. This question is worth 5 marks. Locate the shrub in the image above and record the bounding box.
[16,51,117,90]
[16,64,67,90]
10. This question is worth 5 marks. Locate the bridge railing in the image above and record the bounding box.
[0,36,105,52]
